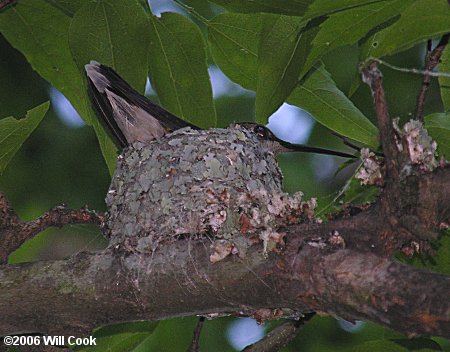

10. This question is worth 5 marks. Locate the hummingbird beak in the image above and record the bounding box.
[276,138,357,159]
[244,124,357,159]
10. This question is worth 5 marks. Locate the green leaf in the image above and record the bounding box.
[69,0,151,174]
[147,12,216,128]
[316,168,379,217]
[92,120,118,175]
[207,13,378,144]
[69,0,150,92]
[44,0,89,16]
[208,12,262,91]
[256,15,316,124]
[431,231,450,275]
[302,0,413,77]
[0,102,50,174]
[391,337,443,351]
[208,0,313,16]
[351,340,407,352]
[304,0,390,19]
[438,46,450,112]
[364,0,450,58]
[0,0,89,121]
[74,321,159,351]
[209,0,388,18]
[424,113,450,159]
[132,318,198,352]
[397,229,450,275]
[288,64,379,147]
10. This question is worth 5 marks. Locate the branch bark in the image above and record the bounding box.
[415,34,450,121]
[0,224,449,339]
[0,146,449,341]
[0,193,105,264]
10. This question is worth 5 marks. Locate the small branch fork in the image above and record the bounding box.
[360,55,449,252]
[242,313,316,352]
[415,34,450,121]
[0,192,105,264]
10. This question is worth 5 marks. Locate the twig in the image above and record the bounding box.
[364,58,450,78]
[0,0,16,11]
[242,313,316,352]
[361,62,400,182]
[331,132,361,152]
[187,316,205,352]
[415,34,450,121]
[0,192,105,264]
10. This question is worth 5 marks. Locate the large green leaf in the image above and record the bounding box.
[209,0,388,18]
[304,0,390,19]
[207,13,378,145]
[208,13,262,91]
[44,0,89,16]
[439,47,450,112]
[0,0,119,174]
[147,12,216,128]
[0,0,89,121]
[424,113,450,159]
[351,340,407,352]
[132,318,198,351]
[0,102,50,174]
[288,65,379,147]
[74,321,159,352]
[69,0,150,92]
[256,15,316,124]
[301,0,413,77]
[69,0,151,174]
[208,0,313,16]
[364,0,450,58]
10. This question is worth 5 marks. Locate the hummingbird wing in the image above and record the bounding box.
[85,61,200,148]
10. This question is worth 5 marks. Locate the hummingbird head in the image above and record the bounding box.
[238,123,356,159]
[238,123,294,155]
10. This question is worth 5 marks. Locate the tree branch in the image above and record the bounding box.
[0,227,448,339]
[0,0,16,11]
[362,62,402,185]
[188,317,205,352]
[242,314,315,352]
[0,160,449,341]
[0,193,105,264]
[415,34,450,121]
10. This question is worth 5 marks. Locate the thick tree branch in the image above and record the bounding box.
[0,227,448,339]
[0,193,105,264]
[0,166,449,337]
[0,159,449,342]
[415,34,450,121]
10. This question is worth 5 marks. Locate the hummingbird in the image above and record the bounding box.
[85,61,199,148]
[85,61,356,159]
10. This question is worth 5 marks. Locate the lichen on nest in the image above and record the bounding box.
[106,126,315,261]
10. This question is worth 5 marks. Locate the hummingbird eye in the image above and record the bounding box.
[253,125,268,138]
